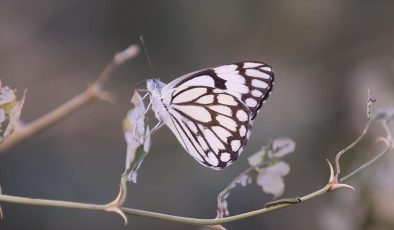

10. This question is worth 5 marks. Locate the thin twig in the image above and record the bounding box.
[0,160,350,226]
[334,94,375,178]
[341,119,393,181]
[0,184,330,226]
[0,44,140,154]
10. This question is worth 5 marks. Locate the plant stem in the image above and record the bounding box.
[0,183,331,226]
[341,119,393,181]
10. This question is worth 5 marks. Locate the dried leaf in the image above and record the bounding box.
[273,137,295,158]
[123,91,150,183]
[236,174,252,187]
[0,82,16,106]
[248,138,295,167]
[217,196,229,218]
[219,138,295,217]
[0,110,5,124]
[256,161,290,198]
[0,83,26,142]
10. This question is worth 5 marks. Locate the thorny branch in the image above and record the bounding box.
[0,44,140,154]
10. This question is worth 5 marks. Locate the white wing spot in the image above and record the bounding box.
[216,115,237,131]
[245,98,258,107]
[209,105,232,116]
[177,75,215,88]
[231,140,241,152]
[260,66,272,72]
[239,125,246,137]
[217,94,237,106]
[226,91,242,101]
[251,89,263,97]
[173,105,212,122]
[196,95,214,104]
[214,64,237,74]
[246,69,270,79]
[202,128,225,154]
[220,152,231,162]
[236,110,248,122]
[243,62,262,68]
[212,126,232,142]
[251,79,269,88]
[217,73,245,83]
[172,87,207,104]
[225,81,249,93]
[206,151,219,166]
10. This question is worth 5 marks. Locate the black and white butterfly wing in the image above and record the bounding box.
[163,61,274,119]
[159,61,274,169]
[162,86,252,168]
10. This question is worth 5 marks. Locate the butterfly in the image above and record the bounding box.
[146,61,274,170]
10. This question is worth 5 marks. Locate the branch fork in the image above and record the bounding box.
[104,177,128,224]
[326,160,354,192]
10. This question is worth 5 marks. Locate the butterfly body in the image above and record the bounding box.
[146,61,274,169]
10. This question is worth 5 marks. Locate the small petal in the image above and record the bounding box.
[273,138,296,158]
[257,161,290,197]
[248,150,266,166]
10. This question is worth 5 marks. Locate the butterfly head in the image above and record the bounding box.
[146,78,166,97]
[146,78,163,90]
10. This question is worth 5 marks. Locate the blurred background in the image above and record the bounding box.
[1,1,394,229]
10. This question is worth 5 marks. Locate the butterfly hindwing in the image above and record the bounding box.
[166,86,252,168]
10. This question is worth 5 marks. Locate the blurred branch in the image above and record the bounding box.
[341,114,393,181]
[0,44,140,155]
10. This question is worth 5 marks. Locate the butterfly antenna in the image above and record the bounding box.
[139,35,156,78]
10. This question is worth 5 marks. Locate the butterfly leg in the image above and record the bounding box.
[144,100,152,114]
[145,121,164,138]
[133,89,150,105]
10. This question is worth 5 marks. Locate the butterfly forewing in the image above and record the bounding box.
[164,61,274,120]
